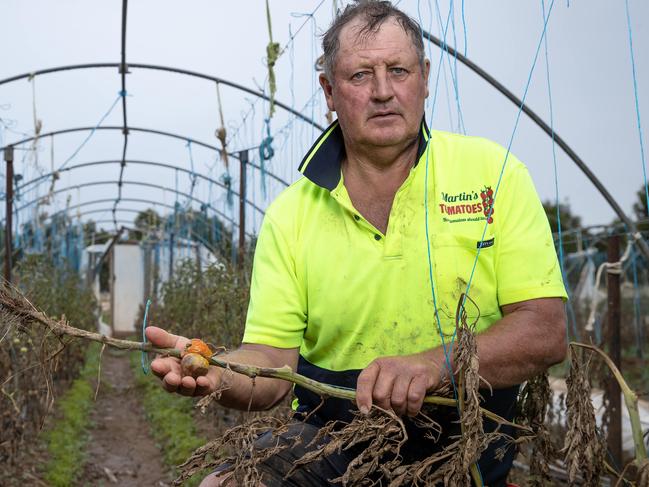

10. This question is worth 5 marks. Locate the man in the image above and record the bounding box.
[147,1,568,485]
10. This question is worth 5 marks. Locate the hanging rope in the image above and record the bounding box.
[428,1,458,129]
[421,11,557,482]
[58,91,123,171]
[421,1,453,129]
[265,0,280,118]
[541,0,572,342]
[432,0,466,134]
[221,172,234,209]
[258,118,273,198]
[259,117,275,163]
[141,298,152,374]
[28,74,42,168]
[215,82,229,169]
[226,0,326,145]
[585,239,633,333]
[623,0,648,218]
[462,0,556,306]
[185,140,198,207]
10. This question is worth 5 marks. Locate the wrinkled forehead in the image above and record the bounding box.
[337,16,415,54]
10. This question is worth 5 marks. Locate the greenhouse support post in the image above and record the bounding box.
[4,146,13,283]
[169,231,174,280]
[238,150,248,267]
[607,234,622,468]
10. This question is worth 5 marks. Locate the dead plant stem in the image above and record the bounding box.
[1,295,530,433]
[570,342,648,464]
[457,362,483,486]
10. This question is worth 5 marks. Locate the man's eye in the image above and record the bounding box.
[352,72,367,81]
[391,67,407,76]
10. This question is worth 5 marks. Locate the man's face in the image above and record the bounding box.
[320,18,430,152]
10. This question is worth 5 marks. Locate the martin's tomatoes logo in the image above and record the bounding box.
[439,186,495,224]
[480,186,494,224]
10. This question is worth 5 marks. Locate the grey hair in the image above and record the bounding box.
[321,0,425,81]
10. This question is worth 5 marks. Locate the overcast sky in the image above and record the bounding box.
[0,0,647,236]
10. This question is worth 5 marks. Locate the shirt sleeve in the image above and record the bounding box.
[494,152,568,306]
[242,211,307,348]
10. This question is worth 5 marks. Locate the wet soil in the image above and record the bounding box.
[78,348,174,487]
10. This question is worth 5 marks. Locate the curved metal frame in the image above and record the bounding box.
[26,197,253,238]
[76,208,249,239]
[4,36,643,257]
[0,63,325,131]
[2,127,291,188]
[6,180,249,227]
[35,197,177,223]
[15,159,270,213]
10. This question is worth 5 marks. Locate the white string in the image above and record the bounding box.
[585,239,633,332]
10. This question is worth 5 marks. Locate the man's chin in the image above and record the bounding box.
[361,126,411,147]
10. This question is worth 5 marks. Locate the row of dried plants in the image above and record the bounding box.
[0,255,97,476]
[139,258,254,435]
[145,259,251,350]
[1,256,647,486]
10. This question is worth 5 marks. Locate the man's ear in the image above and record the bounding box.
[423,58,431,98]
[319,73,336,112]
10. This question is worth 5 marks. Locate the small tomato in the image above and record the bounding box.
[183,339,213,359]
[180,353,210,378]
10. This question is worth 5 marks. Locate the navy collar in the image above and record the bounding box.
[298,119,431,191]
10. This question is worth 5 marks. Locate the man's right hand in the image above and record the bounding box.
[146,326,221,397]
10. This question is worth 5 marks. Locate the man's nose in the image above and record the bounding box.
[372,70,394,102]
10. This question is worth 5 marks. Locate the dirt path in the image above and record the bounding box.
[79,348,174,487]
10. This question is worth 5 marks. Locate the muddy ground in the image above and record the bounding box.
[78,348,175,486]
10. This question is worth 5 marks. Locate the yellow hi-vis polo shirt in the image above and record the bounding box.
[244,120,566,367]
[243,120,566,480]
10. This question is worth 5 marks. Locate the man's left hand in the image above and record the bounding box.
[355,351,446,417]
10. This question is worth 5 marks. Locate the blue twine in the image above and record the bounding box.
[429,1,457,127]
[289,11,319,141]
[174,169,179,215]
[419,0,466,428]
[186,140,198,207]
[623,0,648,219]
[424,135,460,391]
[422,13,555,486]
[461,0,555,310]
[141,298,152,374]
[541,0,570,341]
[58,92,123,171]
[268,87,322,159]
[422,0,471,384]
[289,23,296,166]
[419,0,452,128]
[259,118,275,161]
[422,0,460,402]
[221,171,234,208]
[461,0,467,57]
[448,0,466,134]
[432,0,466,134]
[251,154,258,230]
[259,118,273,198]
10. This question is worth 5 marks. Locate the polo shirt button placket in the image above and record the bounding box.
[374,234,382,241]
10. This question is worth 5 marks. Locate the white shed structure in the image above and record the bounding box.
[82,237,219,337]
[111,243,145,336]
